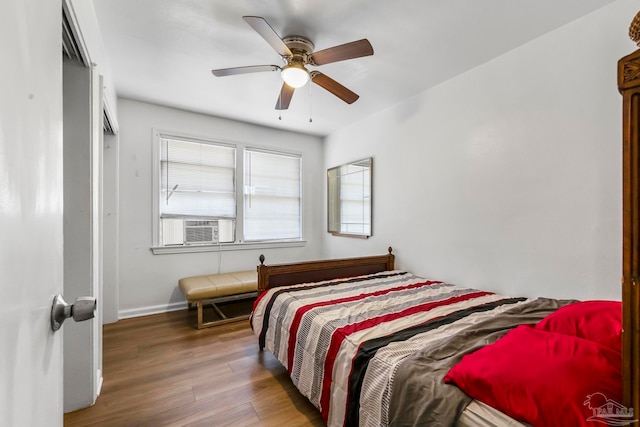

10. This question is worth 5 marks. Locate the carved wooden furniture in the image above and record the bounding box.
[618,25,640,415]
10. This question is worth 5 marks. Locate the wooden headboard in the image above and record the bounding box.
[257,247,395,293]
[618,18,640,416]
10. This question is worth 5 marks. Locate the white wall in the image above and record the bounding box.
[116,99,324,317]
[324,0,637,301]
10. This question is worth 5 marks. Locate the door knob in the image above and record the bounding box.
[50,294,96,331]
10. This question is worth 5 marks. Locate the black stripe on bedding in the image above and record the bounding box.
[258,271,409,349]
[345,297,527,426]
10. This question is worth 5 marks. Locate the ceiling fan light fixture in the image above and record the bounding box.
[281,63,309,88]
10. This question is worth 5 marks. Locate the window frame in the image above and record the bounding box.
[151,129,305,254]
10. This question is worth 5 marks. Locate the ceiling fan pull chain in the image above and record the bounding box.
[309,81,313,123]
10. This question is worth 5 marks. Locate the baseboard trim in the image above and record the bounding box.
[118,301,188,319]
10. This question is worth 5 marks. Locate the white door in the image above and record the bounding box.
[0,0,65,426]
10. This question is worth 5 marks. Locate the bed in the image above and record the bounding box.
[251,249,624,426]
[249,15,640,426]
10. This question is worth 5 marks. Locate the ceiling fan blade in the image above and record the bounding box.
[211,65,280,77]
[243,16,292,57]
[310,71,359,104]
[310,39,373,66]
[275,83,295,110]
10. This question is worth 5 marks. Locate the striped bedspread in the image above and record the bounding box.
[250,270,538,427]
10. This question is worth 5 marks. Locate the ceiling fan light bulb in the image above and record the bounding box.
[281,65,309,88]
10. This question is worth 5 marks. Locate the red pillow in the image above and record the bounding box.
[444,325,622,427]
[535,300,622,351]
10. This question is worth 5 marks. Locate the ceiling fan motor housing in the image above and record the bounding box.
[282,36,314,63]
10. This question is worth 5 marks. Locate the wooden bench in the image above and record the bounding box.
[178,270,258,329]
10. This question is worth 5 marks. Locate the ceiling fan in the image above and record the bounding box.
[211,16,374,110]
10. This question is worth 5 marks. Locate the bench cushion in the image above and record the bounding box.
[179,270,257,300]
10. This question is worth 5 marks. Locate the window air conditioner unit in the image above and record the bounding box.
[184,220,219,245]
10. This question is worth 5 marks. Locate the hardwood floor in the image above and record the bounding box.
[64,309,325,427]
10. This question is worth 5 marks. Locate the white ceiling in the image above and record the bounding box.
[92,0,614,137]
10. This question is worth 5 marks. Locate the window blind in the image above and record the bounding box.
[244,149,301,241]
[160,138,236,218]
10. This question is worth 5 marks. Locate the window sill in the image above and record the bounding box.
[151,240,306,255]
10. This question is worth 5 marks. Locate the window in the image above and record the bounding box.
[160,137,236,244]
[153,132,302,249]
[244,149,301,241]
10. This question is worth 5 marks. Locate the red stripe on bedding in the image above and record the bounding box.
[318,290,492,422]
[286,280,440,373]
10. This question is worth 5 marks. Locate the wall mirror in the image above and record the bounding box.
[327,157,372,238]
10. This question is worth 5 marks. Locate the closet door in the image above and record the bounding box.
[63,58,104,412]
